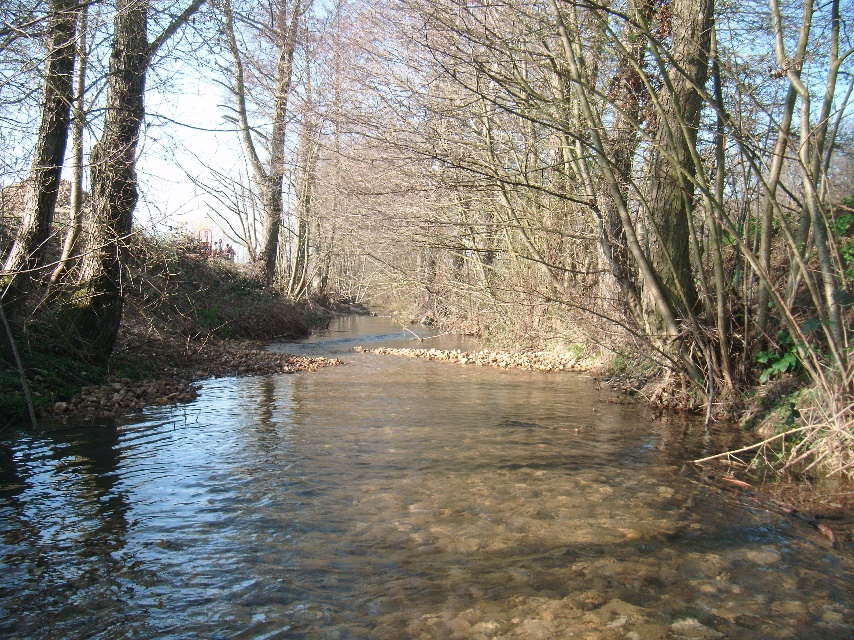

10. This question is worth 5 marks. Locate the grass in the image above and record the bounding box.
[0,343,105,425]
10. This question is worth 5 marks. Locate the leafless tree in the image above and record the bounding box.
[2,0,80,311]
[220,0,311,285]
[68,0,205,358]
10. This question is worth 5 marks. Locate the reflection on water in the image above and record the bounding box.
[1,316,852,638]
[274,314,477,357]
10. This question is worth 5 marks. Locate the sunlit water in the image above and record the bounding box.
[1,316,852,639]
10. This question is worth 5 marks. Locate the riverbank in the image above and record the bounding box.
[7,323,342,425]
[48,326,341,421]
[0,233,344,426]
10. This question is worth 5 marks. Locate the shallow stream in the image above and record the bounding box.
[1,316,852,638]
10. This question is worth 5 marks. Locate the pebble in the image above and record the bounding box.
[743,549,781,565]
[669,618,724,638]
[354,347,586,372]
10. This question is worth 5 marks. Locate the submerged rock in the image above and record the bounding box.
[670,618,724,638]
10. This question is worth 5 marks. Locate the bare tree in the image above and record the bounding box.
[2,0,79,311]
[68,0,205,358]
[220,0,310,285]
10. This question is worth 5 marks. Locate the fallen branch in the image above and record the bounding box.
[693,426,813,464]
[395,320,423,341]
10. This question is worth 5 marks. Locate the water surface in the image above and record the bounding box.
[1,316,852,638]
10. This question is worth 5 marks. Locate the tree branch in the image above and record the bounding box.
[149,0,206,58]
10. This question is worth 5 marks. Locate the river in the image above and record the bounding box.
[1,316,852,638]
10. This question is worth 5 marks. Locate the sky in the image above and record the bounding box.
[135,58,306,264]
[137,78,238,238]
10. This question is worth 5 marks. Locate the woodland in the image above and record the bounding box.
[1,0,854,481]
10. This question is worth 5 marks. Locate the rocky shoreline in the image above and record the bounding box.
[354,346,587,372]
[50,338,341,421]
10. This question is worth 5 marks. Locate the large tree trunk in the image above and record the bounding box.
[640,0,714,337]
[2,0,78,311]
[69,0,204,359]
[69,0,148,358]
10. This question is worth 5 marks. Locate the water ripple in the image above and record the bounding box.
[1,316,853,638]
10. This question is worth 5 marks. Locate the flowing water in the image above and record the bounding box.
[1,316,852,639]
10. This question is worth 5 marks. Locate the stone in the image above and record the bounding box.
[670,618,723,638]
[743,548,781,565]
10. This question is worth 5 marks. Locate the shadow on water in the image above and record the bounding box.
[0,422,135,637]
[1,316,852,638]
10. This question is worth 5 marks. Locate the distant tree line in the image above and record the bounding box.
[297,0,854,410]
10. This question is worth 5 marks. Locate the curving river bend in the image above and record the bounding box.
[1,316,852,639]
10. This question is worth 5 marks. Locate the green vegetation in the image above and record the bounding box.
[756,332,801,385]
[1,341,105,423]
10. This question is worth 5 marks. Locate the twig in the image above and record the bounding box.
[0,300,38,432]
[704,343,714,427]
[419,330,453,341]
[395,320,423,341]
[693,426,813,464]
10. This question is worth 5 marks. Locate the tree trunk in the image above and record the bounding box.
[68,0,203,359]
[70,0,148,358]
[2,0,78,311]
[640,0,714,337]
[288,122,318,299]
[48,4,89,290]
[260,2,302,285]
[597,0,655,324]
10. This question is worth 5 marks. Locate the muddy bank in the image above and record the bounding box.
[355,346,588,372]
[50,335,341,421]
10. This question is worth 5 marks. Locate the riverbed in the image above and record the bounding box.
[1,316,852,638]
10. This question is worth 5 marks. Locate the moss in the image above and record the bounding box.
[0,342,105,424]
